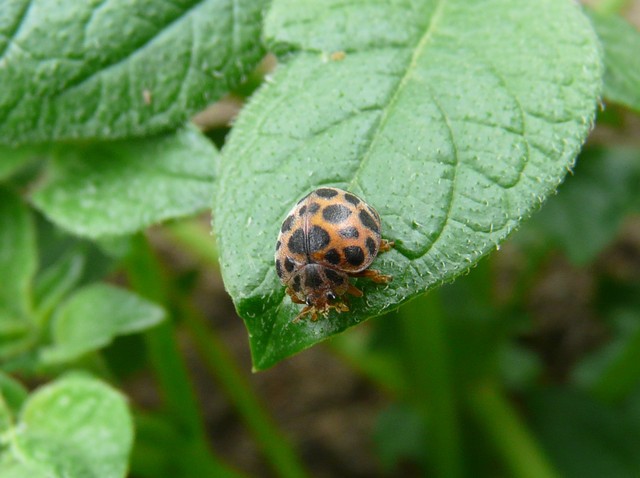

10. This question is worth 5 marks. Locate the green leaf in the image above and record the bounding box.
[0,188,37,359]
[33,250,85,319]
[0,146,40,180]
[588,10,640,112]
[524,147,640,265]
[0,373,133,478]
[41,283,165,363]
[0,0,265,145]
[0,187,36,314]
[0,371,28,416]
[32,126,218,238]
[215,0,603,369]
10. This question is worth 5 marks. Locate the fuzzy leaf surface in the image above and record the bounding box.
[215,0,603,369]
[0,0,264,145]
[41,283,165,363]
[0,374,133,478]
[32,126,218,238]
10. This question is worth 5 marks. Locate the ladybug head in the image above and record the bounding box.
[290,264,348,311]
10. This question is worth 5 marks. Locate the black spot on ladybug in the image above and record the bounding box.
[339,226,359,239]
[284,257,295,273]
[299,205,307,216]
[315,188,338,198]
[305,267,324,288]
[308,225,330,252]
[359,209,379,234]
[281,215,295,233]
[344,193,360,206]
[288,229,306,254]
[275,240,281,251]
[344,246,365,266]
[308,203,321,214]
[324,248,341,265]
[323,204,351,224]
[275,259,283,278]
[292,275,301,292]
[366,236,376,255]
[325,268,344,285]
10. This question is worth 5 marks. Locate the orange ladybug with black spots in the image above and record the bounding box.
[275,187,393,321]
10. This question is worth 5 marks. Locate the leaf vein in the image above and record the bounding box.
[346,0,446,191]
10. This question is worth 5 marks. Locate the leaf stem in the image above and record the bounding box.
[163,219,220,270]
[467,382,559,478]
[124,234,239,477]
[400,293,464,478]
[179,298,310,478]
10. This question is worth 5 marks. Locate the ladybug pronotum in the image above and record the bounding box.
[275,187,393,321]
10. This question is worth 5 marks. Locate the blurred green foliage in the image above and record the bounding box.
[1,1,640,477]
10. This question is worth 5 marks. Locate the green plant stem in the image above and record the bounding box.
[467,383,559,478]
[180,299,309,478]
[124,234,240,477]
[162,219,308,477]
[400,293,463,478]
[164,220,220,270]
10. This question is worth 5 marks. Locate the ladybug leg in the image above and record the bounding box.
[347,283,363,297]
[331,301,350,313]
[352,268,392,284]
[293,305,315,322]
[286,287,305,304]
[379,239,394,253]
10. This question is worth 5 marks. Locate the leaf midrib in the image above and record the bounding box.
[346,0,447,192]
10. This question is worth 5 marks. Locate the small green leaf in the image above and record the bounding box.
[33,251,85,319]
[0,373,133,478]
[0,187,36,315]
[0,146,40,180]
[32,126,218,238]
[0,188,37,360]
[0,371,28,416]
[0,0,265,144]
[588,10,640,112]
[524,147,640,265]
[41,283,165,363]
[215,0,603,369]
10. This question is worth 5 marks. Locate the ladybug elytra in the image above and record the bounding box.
[275,187,393,321]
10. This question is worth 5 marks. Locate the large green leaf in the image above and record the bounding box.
[215,0,602,369]
[0,0,264,145]
[41,283,165,363]
[32,126,218,238]
[588,10,640,112]
[0,374,133,478]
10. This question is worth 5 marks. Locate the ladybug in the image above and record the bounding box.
[275,187,393,321]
